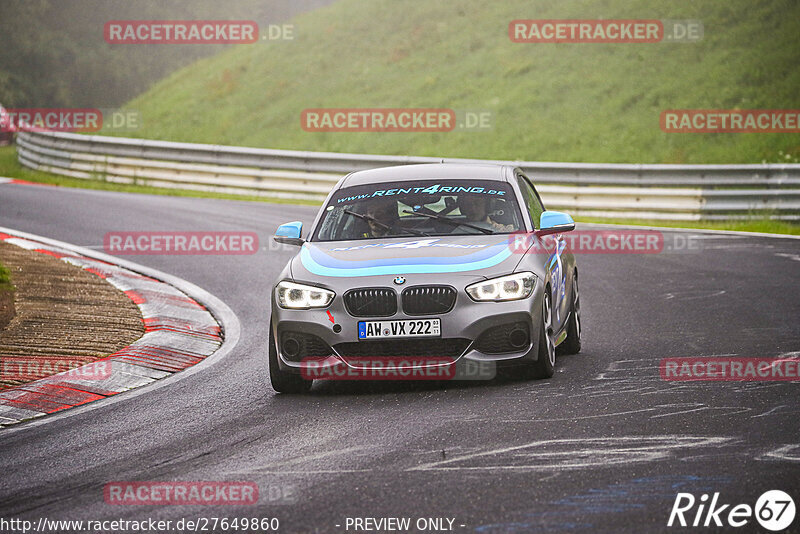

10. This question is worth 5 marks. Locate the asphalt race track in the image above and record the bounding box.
[1,182,798,533]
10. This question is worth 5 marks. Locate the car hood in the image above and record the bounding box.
[290,235,522,281]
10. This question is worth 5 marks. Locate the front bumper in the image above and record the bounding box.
[270,278,545,377]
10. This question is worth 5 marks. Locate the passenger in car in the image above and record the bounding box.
[456,195,514,232]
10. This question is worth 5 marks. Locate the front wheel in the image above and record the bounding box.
[268,319,313,394]
[558,271,582,355]
[522,288,556,379]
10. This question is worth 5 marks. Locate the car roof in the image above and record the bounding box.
[339,163,512,188]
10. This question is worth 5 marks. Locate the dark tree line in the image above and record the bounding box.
[0,0,333,108]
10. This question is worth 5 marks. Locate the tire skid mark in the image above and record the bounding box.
[760,444,800,462]
[752,405,790,418]
[409,436,734,472]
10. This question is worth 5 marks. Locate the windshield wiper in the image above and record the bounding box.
[343,209,430,237]
[402,209,494,234]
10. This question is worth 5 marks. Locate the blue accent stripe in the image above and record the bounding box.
[300,245,513,277]
[305,242,505,268]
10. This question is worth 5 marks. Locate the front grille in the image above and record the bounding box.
[280,331,332,361]
[343,288,397,317]
[402,286,457,315]
[334,338,470,359]
[474,321,530,354]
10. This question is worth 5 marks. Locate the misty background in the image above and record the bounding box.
[0,0,334,108]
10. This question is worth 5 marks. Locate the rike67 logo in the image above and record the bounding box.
[668,490,795,531]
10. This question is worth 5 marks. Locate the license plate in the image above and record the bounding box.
[358,319,441,340]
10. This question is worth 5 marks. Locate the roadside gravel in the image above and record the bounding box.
[0,240,144,389]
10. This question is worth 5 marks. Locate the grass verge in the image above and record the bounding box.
[575,217,800,236]
[0,261,12,289]
[0,261,15,332]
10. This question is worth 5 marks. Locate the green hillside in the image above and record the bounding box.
[119,0,800,164]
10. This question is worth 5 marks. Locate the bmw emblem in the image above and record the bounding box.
[393,276,406,285]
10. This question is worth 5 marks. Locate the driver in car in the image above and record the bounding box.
[363,200,401,238]
[457,195,514,232]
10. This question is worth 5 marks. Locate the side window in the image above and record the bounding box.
[517,174,545,228]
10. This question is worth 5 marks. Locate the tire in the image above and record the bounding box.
[521,287,556,379]
[558,271,582,355]
[268,319,313,394]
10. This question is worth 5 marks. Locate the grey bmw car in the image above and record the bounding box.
[269,163,581,393]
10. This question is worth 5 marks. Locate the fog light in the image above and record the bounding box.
[509,328,529,348]
[282,336,300,358]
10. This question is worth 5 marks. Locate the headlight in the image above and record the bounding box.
[276,281,335,309]
[466,272,536,302]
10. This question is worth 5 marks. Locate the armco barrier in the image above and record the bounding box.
[15,130,800,220]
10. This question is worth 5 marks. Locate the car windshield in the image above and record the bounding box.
[313,179,524,241]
